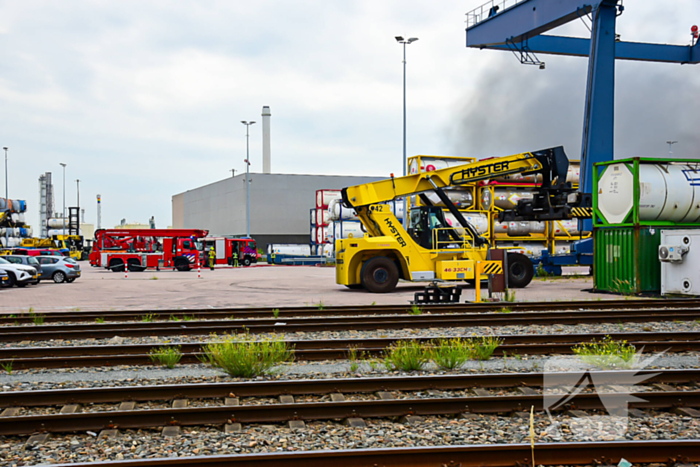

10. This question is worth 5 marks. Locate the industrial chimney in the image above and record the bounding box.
[262,105,271,174]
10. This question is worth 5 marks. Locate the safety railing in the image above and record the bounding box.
[465,0,526,29]
[432,226,476,251]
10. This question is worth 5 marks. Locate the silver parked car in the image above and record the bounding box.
[5,255,43,283]
[35,256,81,283]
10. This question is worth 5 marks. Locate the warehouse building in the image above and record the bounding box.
[171,173,383,249]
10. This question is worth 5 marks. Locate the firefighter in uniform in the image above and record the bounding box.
[232,250,239,268]
[208,247,216,270]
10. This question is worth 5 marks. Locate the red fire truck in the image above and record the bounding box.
[201,237,258,267]
[90,229,208,272]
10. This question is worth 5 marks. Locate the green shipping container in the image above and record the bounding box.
[594,226,662,294]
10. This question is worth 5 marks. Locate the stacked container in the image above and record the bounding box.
[0,198,31,247]
[312,190,341,255]
[593,157,700,294]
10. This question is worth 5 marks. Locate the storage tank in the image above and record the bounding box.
[48,218,69,229]
[493,190,534,210]
[267,244,312,256]
[443,212,489,235]
[316,190,341,208]
[423,191,473,209]
[327,221,364,242]
[492,164,580,184]
[494,221,546,236]
[328,199,359,222]
[316,226,329,244]
[316,208,330,226]
[597,161,700,224]
[552,219,586,236]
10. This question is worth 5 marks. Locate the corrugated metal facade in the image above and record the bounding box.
[593,227,662,294]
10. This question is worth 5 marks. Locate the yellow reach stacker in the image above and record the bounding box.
[335,146,591,295]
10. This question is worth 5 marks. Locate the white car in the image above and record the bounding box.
[0,256,39,287]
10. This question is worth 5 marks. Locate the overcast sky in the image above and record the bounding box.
[1,0,698,230]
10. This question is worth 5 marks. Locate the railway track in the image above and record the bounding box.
[0,369,698,436]
[2,331,699,369]
[2,298,698,324]
[42,440,700,467]
[1,307,699,343]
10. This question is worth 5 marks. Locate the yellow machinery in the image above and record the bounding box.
[335,146,590,293]
[51,235,86,260]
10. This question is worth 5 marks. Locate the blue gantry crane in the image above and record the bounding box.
[465,0,699,274]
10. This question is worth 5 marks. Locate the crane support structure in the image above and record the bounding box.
[465,0,700,195]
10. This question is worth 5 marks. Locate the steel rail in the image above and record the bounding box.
[47,440,700,467]
[0,369,696,409]
[1,309,699,343]
[2,298,699,323]
[1,389,699,435]
[2,331,699,369]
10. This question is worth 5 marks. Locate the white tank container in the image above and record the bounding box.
[598,162,700,224]
[328,199,359,221]
[423,191,474,209]
[552,219,585,236]
[267,244,312,256]
[321,243,335,258]
[493,189,535,209]
[316,208,330,226]
[443,213,489,235]
[48,218,69,229]
[316,190,341,208]
[496,242,571,257]
[493,221,546,236]
[0,237,21,247]
[327,221,364,242]
[492,164,580,184]
[310,209,316,226]
[316,226,329,244]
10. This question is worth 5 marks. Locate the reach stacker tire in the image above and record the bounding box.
[360,256,399,293]
[506,252,534,288]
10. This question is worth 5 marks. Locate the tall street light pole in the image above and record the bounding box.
[666,140,678,156]
[395,36,418,230]
[60,163,66,238]
[241,121,256,238]
[3,147,7,247]
[75,179,81,232]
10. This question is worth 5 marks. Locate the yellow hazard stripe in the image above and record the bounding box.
[482,263,503,275]
[571,207,592,218]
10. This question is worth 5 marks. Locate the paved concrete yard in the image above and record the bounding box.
[1,264,628,313]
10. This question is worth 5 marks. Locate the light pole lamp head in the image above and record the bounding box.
[60,163,66,168]
[2,147,7,151]
[395,36,404,42]
[407,37,418,43]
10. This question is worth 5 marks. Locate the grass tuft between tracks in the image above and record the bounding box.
[384,341,431,371]
[202,334,294,378]
[383,336,504,372]
[572,336,637,369]
[149,346,183,369]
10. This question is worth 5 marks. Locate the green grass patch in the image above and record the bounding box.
[140,313,155,322]
[149,345,183,369]
[431,338,472,370]
[1,360,13,375]
[383,340,430,372]
[408,304,422,315]
[201,334,294,378]
[95,318,105,324]
[572,336,637,369]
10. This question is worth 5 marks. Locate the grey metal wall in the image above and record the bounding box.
[172,173,383,249]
